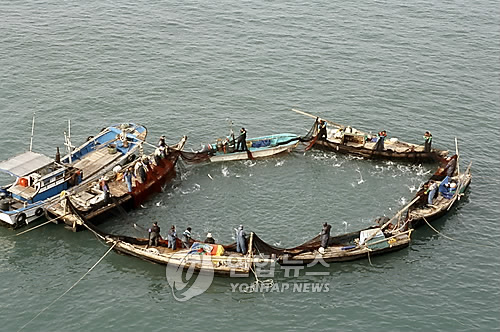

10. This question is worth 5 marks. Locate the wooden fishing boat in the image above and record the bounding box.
[0,122,146,228]
[293,109,448,162]
[252,226,412,265]
[180,133,299,163]
[406,161,472,229]
[250,196,419,266]
[90,229,271,277]
[46,136,187,230]
[64,201,274,276]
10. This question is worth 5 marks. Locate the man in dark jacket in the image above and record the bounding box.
[374,130,387,151]
[318,120,328,141]
[148,222,161,247]
[320,222,331,250]
[236,225,247,254]
[236,128,247,151]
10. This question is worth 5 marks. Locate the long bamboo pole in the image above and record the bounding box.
[29,113,35,152]
[291,108,345,128]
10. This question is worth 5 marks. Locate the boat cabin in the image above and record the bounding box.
[0,151,81,206]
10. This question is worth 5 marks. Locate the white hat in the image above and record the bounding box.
[207,232,212,238]
[318,247,325,254]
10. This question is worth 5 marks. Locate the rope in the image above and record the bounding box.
[367,248,373,266]
[422,217,495,249]
[422,217,456,241]
[243,262,274,293]
[17,242,117,332]
[14,219,53,237]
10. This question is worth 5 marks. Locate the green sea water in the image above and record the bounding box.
[1,1,499,331]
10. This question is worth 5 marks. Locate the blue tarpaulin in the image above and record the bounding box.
[251,139,271,148]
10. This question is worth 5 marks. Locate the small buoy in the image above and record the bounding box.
[19,178,28,187]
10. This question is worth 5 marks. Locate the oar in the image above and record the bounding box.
[291,108,344,129]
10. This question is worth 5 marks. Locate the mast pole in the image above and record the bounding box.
[29,113,36,152]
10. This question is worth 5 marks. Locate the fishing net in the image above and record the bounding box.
[179,150,213,163]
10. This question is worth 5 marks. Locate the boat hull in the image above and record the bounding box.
[47,137,186,230]
[210,141,298,162]
[313,139,446,162]
[278,232,411,265]
[408,171,472,229]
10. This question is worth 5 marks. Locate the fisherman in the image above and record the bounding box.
[374,130,387,151]
[167,225,177,250]
[318,120,328,141]
[320,222,331,250]
[181,227,192,248]
[148,222,161,248]
[425,180,439,206]
[123,166,134,192]
[158,135,167,148]
[99,176,110,203]
[423,131,433,152]
[444,156,457,177]
[204,232,215,244]
[236,225,247,254]
[236,127,248,151]
[441,181,457,199]
[134,161,146,183]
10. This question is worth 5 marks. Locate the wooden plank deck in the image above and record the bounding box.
[72,148,122,179]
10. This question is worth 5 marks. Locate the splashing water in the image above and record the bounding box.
[221,166,229,177]
[244,160,256,167]
[356,169,365,184]
[406,185,417,193]
[417,169,431,176]
[275,160,284,167]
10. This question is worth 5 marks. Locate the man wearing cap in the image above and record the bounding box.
[148,222,161,247]
[236,225,247,254]
[204,232,215,244]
